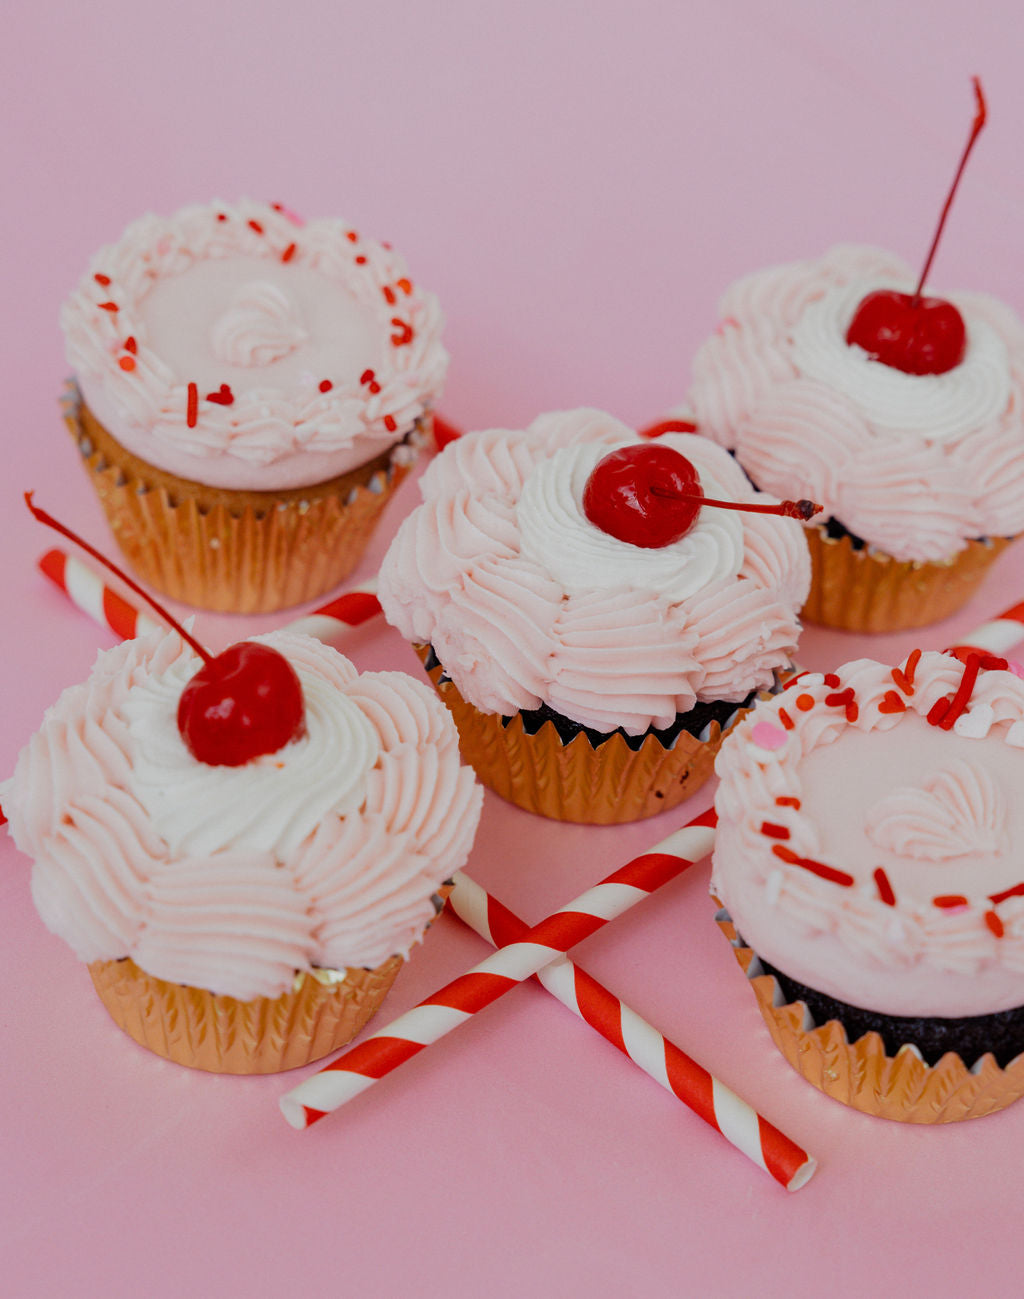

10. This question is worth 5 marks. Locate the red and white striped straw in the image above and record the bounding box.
[37,549,384,647]
[38,548,163,641]
[946,600,1024,657]
[445,869,814,1191]
[278,808,718,1130]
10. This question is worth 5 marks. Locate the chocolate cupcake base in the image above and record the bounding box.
[715,906,1024,1123]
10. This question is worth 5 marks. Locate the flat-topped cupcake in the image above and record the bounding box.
[712,647,1024,1121]
[378,407,812,823]
[61,199,447,611]
[2,627,482,1073]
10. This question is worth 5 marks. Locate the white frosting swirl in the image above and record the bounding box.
[683,245,1024,561]
[1,630,482,1001]
[379,408,810,735]
[210,280,309,367]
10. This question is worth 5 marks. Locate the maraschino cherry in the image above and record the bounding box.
[582,445,819,548]
[845,77,987,376]
[25,493,305,767]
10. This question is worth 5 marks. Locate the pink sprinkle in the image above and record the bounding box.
[751,722,787,751]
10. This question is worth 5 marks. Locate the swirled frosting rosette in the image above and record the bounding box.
[680,245,1024,630]
[60,200,448,612]
[1,629,482,1072]
[378,407,811,822]
[711,648,1024,1121]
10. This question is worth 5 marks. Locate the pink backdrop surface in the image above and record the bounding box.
[4,2,1024,1294]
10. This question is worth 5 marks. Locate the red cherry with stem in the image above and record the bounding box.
[177,642,305,767]
[24,493,305,767]
[582,446,820,549]
[845,77,986,375]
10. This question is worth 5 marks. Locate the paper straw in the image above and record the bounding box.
[38,548,163,641]
[946,600,1024,656]
[278,807,718,1130]
[445,870,814,1191]
[38,549,384,646]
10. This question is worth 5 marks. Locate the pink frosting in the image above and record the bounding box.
[1,630,482,1001]
[61,200,448,491]
[682,245,1024,561]
[712,650,1024,1019]
[378,408,810,734]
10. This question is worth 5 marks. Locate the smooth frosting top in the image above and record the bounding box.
[712,649,1024,1019]
[61,200,448,491]
[378,408,811,735]
[682,244,1024,561]
[1,629,482,1001]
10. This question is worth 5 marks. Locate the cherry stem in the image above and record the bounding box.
[648,484,822,521]
[24,492,212,664]
[912,76,987,305]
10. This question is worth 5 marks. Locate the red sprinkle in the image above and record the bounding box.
[118,356,136,372]
[878,690,906,714]
[985,910,1005,939]
[396,277,413,295]
[845,703,860,723]
[989,881,1024,906]
[775,795,801,809]
[382,285,397,305]
[319,380,333,393]
[928,653,982,731]
[355,255,367,264]
[391,319,414,346]
[98,301,118,312]
[124,336,137,353]
[216,213,228,222]
[933,894,969,909]
[873,868,896,906]
[383,415,397,432]
[346,230,359,242]
[639,418,699,438]
[281,242,297,263]
[186,382,198,428]
[248,219,264,234]
[360,369,376,384]
[94,272,111,286]
[825,688,855,709]
[771,844,854,888]
[823,673,840,689]
[206,384,234,406]
[759,822,790,840]
[795,693,815,711]
[778,708,795,731]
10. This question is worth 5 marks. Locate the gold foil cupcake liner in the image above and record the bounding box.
[801,523,1012,633]
[63,381,420,614]
[88,955,404,1074]
[414,645,740,823]
[714,907,1024,1123]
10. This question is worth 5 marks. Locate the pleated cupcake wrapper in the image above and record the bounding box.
[414,645,754,823]
[800,523,1012,633]
[714,906,1024,1123]
[88,955,404,1074]
[62,381,419,614]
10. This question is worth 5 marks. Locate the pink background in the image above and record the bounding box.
[4,2,1024,1293]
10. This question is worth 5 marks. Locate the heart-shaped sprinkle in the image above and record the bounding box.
[878,690,907,715]
[206,384,234,405]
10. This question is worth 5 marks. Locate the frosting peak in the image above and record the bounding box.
[210,280,308,367]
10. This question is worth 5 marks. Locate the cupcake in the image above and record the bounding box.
[1,627,482,1073]
[60,199,447,612]
[679,244,1024,632]
[377,407,811,823]
[712,646,1024,1121]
